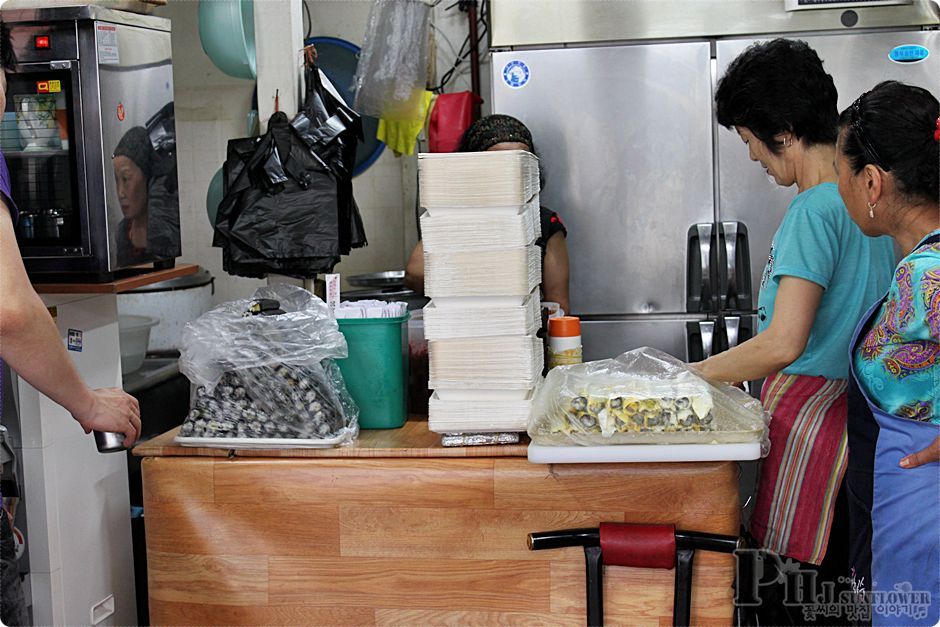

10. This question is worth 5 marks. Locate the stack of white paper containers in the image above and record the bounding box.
[418,150,544,436]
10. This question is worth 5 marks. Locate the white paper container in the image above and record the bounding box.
[428,388,535,434]
[425,245,541,299]
[429,335,543,389]
[424,291,540,340]
[427,295,530,309]
[420,198,541,250]
[433,388,534,401]
[418,150,539,209]
[429,419,528,434]
[423,204,534,218]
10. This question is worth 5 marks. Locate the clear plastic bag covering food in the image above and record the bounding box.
[178,285,359,444]
[528,347,770,454]
[353,0,431,121]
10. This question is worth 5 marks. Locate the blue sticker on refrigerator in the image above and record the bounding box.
[502,60,530,88]
[889,44,929,64]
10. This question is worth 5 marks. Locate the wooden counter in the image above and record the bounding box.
[135,420,530,459]
[136,420,740,625]
[31,263,198,294]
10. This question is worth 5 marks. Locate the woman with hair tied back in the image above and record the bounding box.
[696,38,896,624]
[835,81,940,627]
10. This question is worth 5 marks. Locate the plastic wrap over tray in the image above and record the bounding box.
[177,284,359,445]
[528,347,769,453]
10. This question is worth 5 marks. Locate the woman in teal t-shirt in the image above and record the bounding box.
[697,39,895,624]
[836,81,940,626]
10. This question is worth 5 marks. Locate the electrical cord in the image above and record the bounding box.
[428,0,487,94]
[430,22,460,61]
[302,0,312,39]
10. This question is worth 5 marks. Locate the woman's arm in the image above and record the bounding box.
[403,240,425,295]
[542,232,570,314]
[0,205,141,446]
[694,276,824,384]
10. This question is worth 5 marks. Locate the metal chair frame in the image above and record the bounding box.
[528,526,740,627]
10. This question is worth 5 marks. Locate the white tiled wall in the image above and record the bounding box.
[304,0,409,287]
[158,1,263,305]
[159,0,488,302]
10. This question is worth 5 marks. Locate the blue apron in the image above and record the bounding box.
[846,233,940,627]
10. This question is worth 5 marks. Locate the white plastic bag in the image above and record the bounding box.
[177,285,358,444]
[353,0,431,120]
[528,347,770,453]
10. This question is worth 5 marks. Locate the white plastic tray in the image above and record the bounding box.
[527,441,761,464]
[175,434,347,449]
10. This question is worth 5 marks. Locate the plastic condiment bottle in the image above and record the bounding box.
[547,316,582,369]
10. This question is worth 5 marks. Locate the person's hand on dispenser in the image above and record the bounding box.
[70,387,142,448]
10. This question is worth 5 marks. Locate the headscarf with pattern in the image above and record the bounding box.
[113,127,156,179]
[457,114,533,153]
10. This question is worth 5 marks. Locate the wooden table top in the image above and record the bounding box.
[133,418,531,459]
[32,263,199,294]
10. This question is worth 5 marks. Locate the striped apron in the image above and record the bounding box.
[750,372,849,565]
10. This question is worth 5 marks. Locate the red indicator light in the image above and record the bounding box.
[34,36,50,49]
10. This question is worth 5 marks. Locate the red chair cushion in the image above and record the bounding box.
[599,523,676,569]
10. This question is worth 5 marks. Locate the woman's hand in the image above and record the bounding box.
[899,435,940,469]
[71,388,142,448]
[689,361,743,388]
[687,277,823,384]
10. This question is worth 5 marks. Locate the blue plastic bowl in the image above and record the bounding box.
[198,0,256,80]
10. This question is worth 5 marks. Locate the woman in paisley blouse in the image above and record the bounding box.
[835,80,939,626]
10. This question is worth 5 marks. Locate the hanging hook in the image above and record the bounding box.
[303,43,318,67]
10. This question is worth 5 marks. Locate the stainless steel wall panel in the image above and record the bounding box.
[492,43,715,316]
[491,0,939,48]
[581,318,700,361]
[715,30,940,298]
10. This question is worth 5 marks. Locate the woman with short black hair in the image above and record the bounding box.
[716,38,840,151]
[696,38,896,624]
[836,80,940,626]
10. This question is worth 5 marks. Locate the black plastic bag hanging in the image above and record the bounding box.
[292,65,366,253]
[213,62,367,279]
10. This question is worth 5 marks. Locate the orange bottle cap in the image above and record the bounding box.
[549,316,581,338]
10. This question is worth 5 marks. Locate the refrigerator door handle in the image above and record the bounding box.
[724,316,740,349]
[722,221,738,307]
[696,223,713,311]
[699,321,715,359]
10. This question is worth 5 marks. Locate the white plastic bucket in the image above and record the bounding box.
[118,315,159,374]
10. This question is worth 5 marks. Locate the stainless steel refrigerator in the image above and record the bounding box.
[491,21,939,363]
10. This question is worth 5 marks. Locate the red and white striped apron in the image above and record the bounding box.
[750,372,848,565]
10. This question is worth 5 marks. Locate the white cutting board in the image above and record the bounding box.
[527,441,761,464]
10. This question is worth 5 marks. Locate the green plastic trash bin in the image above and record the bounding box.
[336,314,410,429]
